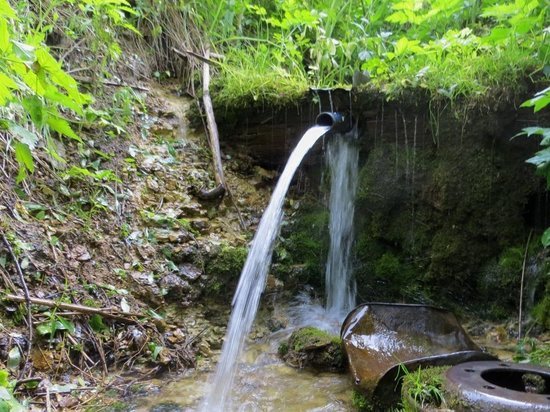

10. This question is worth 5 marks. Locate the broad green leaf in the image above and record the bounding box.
[47,116,82,141]
[0,83,13,106]
[542,228,550,247]
[89,314,107,332]
[7,347,20,370]
[526,147,550,166]
[0,370,8,388]
[521,87,550,112]
[36,323,52,336]
[14,142,34,182]
[11,40,34,61]
[0,18,8,52]
[0,73,18,90]
[0,0,16,19]
[21,96,45,128]
[44,87,83,115]
[9,123,38,149]
[56,317,75,334]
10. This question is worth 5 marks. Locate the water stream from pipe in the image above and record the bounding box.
[325,133,359,317]
[200,125,331,411]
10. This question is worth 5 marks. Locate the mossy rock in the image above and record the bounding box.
[204,245,247,299]
[278,326,345,371]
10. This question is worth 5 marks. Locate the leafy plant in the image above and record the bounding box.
[398,364,446,410]
[0,369,24,412]
[517,87,550,246]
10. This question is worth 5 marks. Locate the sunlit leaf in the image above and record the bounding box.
[47,115,82,141]
[0,18,9,52]
[14,142,34,182]
[22,96,45,128]
[7,347,20,370]
[542,228,550,247]
[9,123,38,149]
[0,0,16,19]
[56,317,75,334]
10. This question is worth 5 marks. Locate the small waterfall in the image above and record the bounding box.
[201,125,331,411]
[325,133,359,317]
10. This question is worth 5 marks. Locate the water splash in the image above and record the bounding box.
[201,125,330,411]
[324,133,359,317]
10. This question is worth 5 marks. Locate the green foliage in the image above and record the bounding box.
[204,244,247,296]
[399,365,447,410]
[351,389,372,412]
[518,87,550,247]
[0,369,24,412]
[274,204,329,288]
[149,0,548,106]
[514,338,550,366]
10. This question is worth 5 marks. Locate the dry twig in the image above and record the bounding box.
[1,232,33,378]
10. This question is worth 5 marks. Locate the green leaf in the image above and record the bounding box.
[0,18,9,52]
[0,73,17,90]
[0,370,8,388]
[36,323,53,336]
[89,314,107,333]
[0,0,16,19]
[7,347,20,370]
[47,115,81,141]
[14,142,34,182]
[22,96,45,127]
[521,87,550,113]
[9,123,38,149]
[56,317,75,334]
[526,147,550,167]
[542,228,550,248]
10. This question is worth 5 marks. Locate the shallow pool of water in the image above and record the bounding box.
[133,300,353,411]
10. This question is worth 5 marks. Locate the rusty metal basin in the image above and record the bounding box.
[340,303,496,407]
[445,360,550,411]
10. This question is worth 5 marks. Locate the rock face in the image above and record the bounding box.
[341,303,496,408]
[279,326,345,371]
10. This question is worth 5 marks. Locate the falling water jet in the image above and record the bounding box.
[201,113,347,411]
[324,128,359,318]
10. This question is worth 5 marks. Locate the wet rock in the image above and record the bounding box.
[171,244,199,263]
[178,202,205,218]
[146,177,161,192]
[160,274,191,298]
[190,219,209,233]
[153,229,191,243]
[265,275,284,293]
[266,315,287,332]
[279,326,345,371]
[130,271,163,304]
[178,263,202,281]
[150,402,184,412]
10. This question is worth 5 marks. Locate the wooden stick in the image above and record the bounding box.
[200,47,227,199]
[3,294,140,323]
[518,230,533,340]
[172,47,223,66]
[72,76,149,92]
[1,233,33,378]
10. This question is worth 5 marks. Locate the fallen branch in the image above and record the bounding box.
[1,233,33,378]
[172,47,224,65]
[197,47,227,200]
[3,294,140,324]
[72,76,149,92]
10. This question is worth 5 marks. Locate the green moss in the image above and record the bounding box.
[274,204,329,289]
[353,130,538,310]
[204,245,248,298]
[280,326,345,371]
